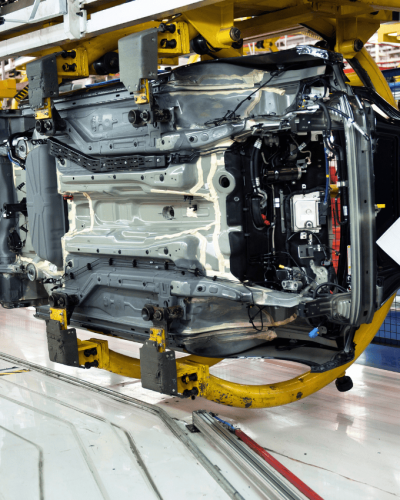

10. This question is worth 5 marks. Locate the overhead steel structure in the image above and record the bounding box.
[0,0,398,409]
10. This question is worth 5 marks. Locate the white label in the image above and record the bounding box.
[377,217,400,266]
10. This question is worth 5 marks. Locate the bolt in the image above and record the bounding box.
[153,310,164,321]
[229,27,241,42]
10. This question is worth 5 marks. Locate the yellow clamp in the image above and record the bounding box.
[35,97,52,120]
[56,48,89,81]
[149,327,166,353]
[135,78,150,105]
[176,358,210,397]
[50,307,67,329]
[158,22,190,58]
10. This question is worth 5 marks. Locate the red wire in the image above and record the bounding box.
[235,429,324,500]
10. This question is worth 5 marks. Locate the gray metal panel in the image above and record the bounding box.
[118,28,158,93]
[26,144,65,267]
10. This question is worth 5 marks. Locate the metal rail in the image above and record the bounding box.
[0,351,243,500]
[193,410,311,500]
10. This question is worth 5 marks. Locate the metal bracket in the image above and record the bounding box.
[26,54,58,108]
[118,28,158,95]
[140,337,178,396]
[46,318,80,367]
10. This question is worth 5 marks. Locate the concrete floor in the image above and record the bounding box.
[0,307,399,499]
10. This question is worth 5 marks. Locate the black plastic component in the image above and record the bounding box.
[3,198,27,218]
[190,35,221,56]
[128,109,151,127]
[142,305,155,321]
[62,63,77,72]
[265,166,301,182]
[250,196,266,230]
[160,39,177,49]
[182,387,199,398]
[84,348,97,357]
[85,360,99,369]
[153,108,172,123]
[335,375,353,392]
[159,23,176,34]
[61,50,76,59]
[93,52,120,75]
[0,157,17,263]
[7,228,23,253]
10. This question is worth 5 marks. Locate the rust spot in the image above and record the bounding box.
[242,397,253,408]
[296,391,303,399]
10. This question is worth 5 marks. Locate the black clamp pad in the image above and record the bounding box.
[26,54,59,108]
[46,319,79,367]
[140,340,178,395]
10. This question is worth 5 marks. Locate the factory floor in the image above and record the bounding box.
[0,307,399,500]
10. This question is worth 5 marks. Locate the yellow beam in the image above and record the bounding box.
[0,79,17,99]
[72,295,395,408]
[378,22,400,43]
[199,294,395,408]
[352,47,397,106]
[183,2,240,49]
[236,5,318,40]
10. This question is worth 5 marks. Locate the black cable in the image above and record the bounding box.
[315,100,331,133]
[326,106,351,121]
[279,250,318,286]
[312,281,348,299]
[247,304,266,332]
[204,67,291,127]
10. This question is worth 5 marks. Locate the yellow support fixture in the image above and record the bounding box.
[56,48,89,80]
[11,75,28,110]
[378,22,400,43]
[236,5,317,41]
[197,295,395,408]
[183,3,240,49]
[158,22,190,59]
[35,97,52,120]
[135,78,150,105]
[49,307,68,330]
[65,296,395,408]
[345,71,363,87]
[353,48,397,107]
[149,327,166,353]
[77,337,142,378]
[0,79,17,98]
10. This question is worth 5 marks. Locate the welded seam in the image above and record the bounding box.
[0,424,44,500]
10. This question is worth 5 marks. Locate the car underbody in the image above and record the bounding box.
[0,44,399,378]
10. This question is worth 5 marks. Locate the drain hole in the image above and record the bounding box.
[219,176,230,188]
[162,206,175,220]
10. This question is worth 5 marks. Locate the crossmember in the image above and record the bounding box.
[48,137,166,173]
